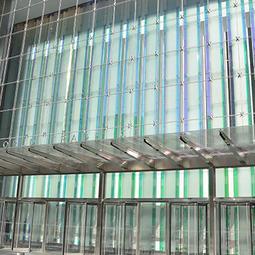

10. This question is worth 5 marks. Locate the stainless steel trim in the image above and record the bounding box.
[144,137,183,168]
[111,141,155,169]
[180,134,214,167]
[80,143,127,170]
[219,130,248,165]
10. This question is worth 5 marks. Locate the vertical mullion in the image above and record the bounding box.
[209,167,216,255]
[180,0,184,133]
[114,23,123,139]
[218,203,222,255]
[81,203,87,253]
[95,172,105,255]
[154,0,160,135]
[197,204,200,255]
[120,204,126,255]
[78,29,90,141]
[136,202,140,255]
[11,175,22,250]
[204,3,212,130]
[180,206,183,253]
[121,22,128,137]
[247,26,255,125]
[168,203,171,255]
[61,202,68,255]
[250,204,253,255]
[42,201,48,253]
[218,1,228,128]
[14,202,21,249]
[28,202,35,252]
[205,204,209,254]
[0,200,6,247]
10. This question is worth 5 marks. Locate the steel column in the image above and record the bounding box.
[250,204,254,255]
[11,175,22,250]
[62,202,69,255]
[95,172,105,255]
[209,167,216,255]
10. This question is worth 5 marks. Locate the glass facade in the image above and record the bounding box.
[0,0,255,143]
[0,0,255,254]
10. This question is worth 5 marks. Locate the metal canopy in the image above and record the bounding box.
[1,125,255,175]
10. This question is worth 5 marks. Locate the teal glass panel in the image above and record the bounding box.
[0,176,18,198]
[105,169,208,199]
[22,173,99,198]
[216,167,253,198]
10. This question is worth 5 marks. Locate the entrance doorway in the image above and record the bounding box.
[101,202,208,255]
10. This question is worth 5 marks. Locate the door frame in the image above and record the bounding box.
[101,199,209,255]
[217,201,254,255]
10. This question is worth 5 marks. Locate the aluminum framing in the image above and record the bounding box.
[0,170,254,255]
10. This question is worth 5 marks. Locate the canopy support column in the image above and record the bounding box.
[209,167,216,255]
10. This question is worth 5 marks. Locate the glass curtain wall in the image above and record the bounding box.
[0,0,254,200]
[0,0,253,143]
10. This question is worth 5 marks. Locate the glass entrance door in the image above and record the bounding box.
[0,201,16,248]
[170,203,208,255]
[30,202,46,251]
[45,202,65,254]
[65,202,97,254]
[139,203,166,254]
[12,201,46,254]
[220,204,252,255]
[102,202,208,255]
[12,201,67,254]
[13,202,33,252]
[102,203,138,255]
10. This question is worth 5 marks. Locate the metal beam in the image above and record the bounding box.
[7,148,62,172]
[28,146,80,173]
[53,144,100,167]
[111,141,155,169]
[179,134,214,167]
[144,137,183,168]
[209,167,216,255]
[80,143,128,170]
[0,153,34,173]
[219,130,248,165]
[0,159,22,174]
[0,165,20,175]
[6,150,42,173]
